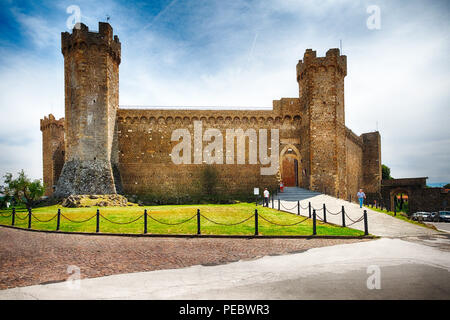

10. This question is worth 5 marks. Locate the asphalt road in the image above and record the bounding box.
[429,222,450,233]
[1,236,449,300]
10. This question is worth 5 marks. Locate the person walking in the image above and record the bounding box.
[263,188,270,207]
[357,189,366,208]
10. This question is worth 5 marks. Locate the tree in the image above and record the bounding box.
[382,164,393,180]
[2,170,45,210]
[444,183,450,189]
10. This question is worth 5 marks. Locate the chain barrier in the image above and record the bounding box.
[61,213,97,223]
[346,216,365,227]
[0,212,13,218]
[326,208,342,215]
[14,213,29,221]
[200,213,254,226]
[147,213,197,226]
[300,204,309,210]
[32,213,58,223]
[344,212,363,224]
[258,214,309,226]
[100,213,144,225]
[279,202,299,211]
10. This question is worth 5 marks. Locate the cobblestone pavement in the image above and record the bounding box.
[0,226,367,290]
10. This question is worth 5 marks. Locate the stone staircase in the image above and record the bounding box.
[274,187,322,201]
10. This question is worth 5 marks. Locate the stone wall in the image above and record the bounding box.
[40,115,65,196]
[296,48,348,197]
[41,23,383,201]
[54,22,121,197]
[345,128,364,201]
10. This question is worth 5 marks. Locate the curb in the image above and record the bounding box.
[0,224,377,240]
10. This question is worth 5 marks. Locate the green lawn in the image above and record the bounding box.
[0,203,365,236]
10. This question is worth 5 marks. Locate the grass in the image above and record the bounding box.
[0,203,365,236]
[364,205,436,230]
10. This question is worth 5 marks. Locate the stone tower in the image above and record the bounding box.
[40,114,65,196]
[54,22,121,197]
[297,48,348,198]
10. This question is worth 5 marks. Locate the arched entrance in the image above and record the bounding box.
[280,145,301,187]
[390,188,410,214]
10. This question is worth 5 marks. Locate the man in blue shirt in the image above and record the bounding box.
[357,189,366,208]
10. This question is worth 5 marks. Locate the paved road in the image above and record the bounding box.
[1,236,449,299]
[429,222,450,233]
[274,188,439,237]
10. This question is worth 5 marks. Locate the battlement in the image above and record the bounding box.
[61,22,121,64]
[40,114,64,131]
[296,48,347,81]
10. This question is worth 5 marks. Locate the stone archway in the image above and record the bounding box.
[390,188,410,213]
[280,145,301,187]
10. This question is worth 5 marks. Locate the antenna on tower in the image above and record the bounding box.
[106,15,110,22]
[376,120,378,131]
[340,39,343,54]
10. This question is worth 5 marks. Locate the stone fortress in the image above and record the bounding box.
[41,22,382,202]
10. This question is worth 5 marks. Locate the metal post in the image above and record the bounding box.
[342,206,346,227]
[11,208,15,226]
[254,209,258,236]
[323,203,327,223]
[27,208,32,229]
[197,209,201,235]
[312,209,316,235]
[364,210,369,235]
[278,199,280,211]
[272,195,274,209]
[349,195,352,203]
[96,209,100,233]
[297,201,300,215]
[56,208,61,231]
[144,209,148,234]
[308,202,311,218]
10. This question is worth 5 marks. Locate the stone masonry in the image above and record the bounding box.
[41,22,382,200]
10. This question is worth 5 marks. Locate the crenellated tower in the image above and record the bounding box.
[54,22,121,197]
[40,114,65,196]
[297,48,348,197]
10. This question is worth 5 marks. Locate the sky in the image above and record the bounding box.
[0,0,449,184]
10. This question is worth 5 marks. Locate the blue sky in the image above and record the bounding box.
[0,0,449,184]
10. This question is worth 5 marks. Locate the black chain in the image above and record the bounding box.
[147,213,197,226]
[279,202,299,211]
[14,214,29,221]
[344,212,364,224]
[258,214,309,226]
[100,214,144,225]
[346,216,365,226]
[0,212,12,218]
[61,213,97,223]
[200,213,254,226]
[326,208,342,215]
[32,214,58,223]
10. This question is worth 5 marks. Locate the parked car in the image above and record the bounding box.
[429,212,440,222]
[411,212,430,221]
[438,211,450,222]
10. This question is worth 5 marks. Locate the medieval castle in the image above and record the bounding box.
[40,22,382,201]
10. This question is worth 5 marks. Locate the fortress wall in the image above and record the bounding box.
[345,128,364,200]
[362,131,382,194]
[116,107,302,198]
[40,115,65,196]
